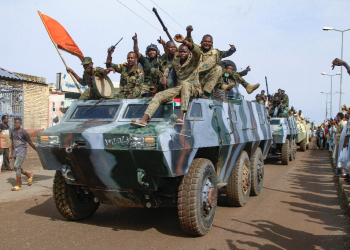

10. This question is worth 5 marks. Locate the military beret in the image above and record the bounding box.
[81,57,92,65]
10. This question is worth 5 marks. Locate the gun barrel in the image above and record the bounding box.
[152,7,173,41]
[113,37,123,47]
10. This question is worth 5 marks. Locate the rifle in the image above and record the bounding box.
[111,37,123,51]
[152,7,173,41]
[265,76,269,97]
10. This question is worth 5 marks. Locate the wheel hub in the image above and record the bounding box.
[202,178,215,216]
[241,163,251,194]
[257,160,264,183]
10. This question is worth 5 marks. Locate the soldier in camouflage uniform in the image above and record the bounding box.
[260,90,267,105]
[281,90,289,107]
[185,26,260,96]
[131,34,201,127]
[66,57,115,100]
[132,33,163,96]
[159,40,178,88]
[106,48,144,99]
[268,96,283,117]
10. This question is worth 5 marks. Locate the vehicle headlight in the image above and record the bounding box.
[40,135,60,145]
[129,135,156,148]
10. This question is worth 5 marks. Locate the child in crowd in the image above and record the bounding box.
[316,126,325,150]
[10,118,36,191]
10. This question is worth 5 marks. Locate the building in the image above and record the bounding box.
[0,67,49,137]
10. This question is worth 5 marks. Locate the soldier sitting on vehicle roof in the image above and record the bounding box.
[130,34,202,127]
[106,48,144,99]
[133,33,163,96]
[218,61,259,94]
[251,94,261,103]
[66,57,115,100]
[268,95,283,117]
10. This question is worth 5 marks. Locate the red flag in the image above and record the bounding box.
[38,11,84,60]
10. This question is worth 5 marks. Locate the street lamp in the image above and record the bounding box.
[323,27,350,111]
[320,92,331,120]
[321,72,341,118]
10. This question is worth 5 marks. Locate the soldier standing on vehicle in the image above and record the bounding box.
[133,33,163,96]
[66,57,115,100]
[106,48,144,99]
[130,34,202,127]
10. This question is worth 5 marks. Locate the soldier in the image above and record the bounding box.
[274,88,282,99]
[281,90,289,107]
[132,33,162,96]
[260,90,267,105]
[290,106,297,115]
[106,48,144,99]
[186,26,259,96]
[219,62,255,93]
[130,34,201,127]
[159,40,178,88]
[268,96,282,117]
[66,57,115,100]
[252,94,261,103]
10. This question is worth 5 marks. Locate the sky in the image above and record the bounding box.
[1,0,350,124]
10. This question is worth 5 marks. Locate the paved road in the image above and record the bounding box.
[0,140,349,249]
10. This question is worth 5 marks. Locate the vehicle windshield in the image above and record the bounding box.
[70,105,120,120]
[270,120,281,125]
[123,104,179,119]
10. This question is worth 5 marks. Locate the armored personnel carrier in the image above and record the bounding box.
[36,86,272,236]
[269,117,298,165]
[296,118,309,151]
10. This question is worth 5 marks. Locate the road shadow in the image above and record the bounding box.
[25,196,188,237]
[7,174,53,187]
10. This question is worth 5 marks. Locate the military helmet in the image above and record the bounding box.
[81,57,92,65]
[145,44,160,57]
[221,60,237,72]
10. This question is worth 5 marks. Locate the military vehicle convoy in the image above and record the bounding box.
[36,90,273,236]
[296,119,310,151]
[269,117,298,165]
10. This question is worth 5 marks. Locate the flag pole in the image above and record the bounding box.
[37,11,82,94]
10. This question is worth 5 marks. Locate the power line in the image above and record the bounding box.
[150,0,200,42]
[116,0,163,34]
[135,0,180,35]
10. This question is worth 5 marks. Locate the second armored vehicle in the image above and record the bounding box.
[269,117,298,165]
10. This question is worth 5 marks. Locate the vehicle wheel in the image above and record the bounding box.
[178,158,217,236]
[293,140,297,159]
[281,139,290,165]
[226,151,251,207]
[289,139,294,161]
[300,139,306,152]
[53,171,99,221]
[250,148,264,196]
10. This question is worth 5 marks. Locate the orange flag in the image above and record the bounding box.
[38,11,84,60]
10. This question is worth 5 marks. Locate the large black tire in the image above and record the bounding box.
[300,139,306,152]
[250,148,264,196]
[293,140,297,159]
[178,158,217,236]
[53,171,100,221]
[281,139,290,165]
[289,139,295,161]
[226,151,251,207]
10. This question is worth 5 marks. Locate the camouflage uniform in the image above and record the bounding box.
[159,53,177,89]
[145,44,202,118]
[107,62,144,99]
[282,93,289,107]
[269,100,282,117]
[260,94,267,105]
[219,70,250,91]
[137,55,162,94]
[79,67,106,100]
[185,36,235,95]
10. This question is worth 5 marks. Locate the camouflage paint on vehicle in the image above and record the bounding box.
[37,98,272,207]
